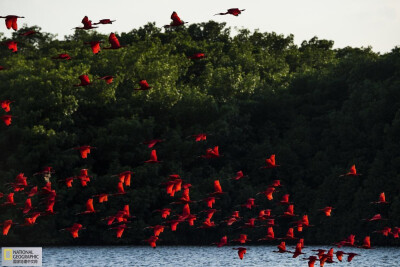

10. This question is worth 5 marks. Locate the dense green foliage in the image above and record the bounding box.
[0,22,399,246]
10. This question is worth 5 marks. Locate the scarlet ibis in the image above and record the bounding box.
[359,236,372,249]
[210,180,224,196]
[145,225,165,237]
[134,80,152,90]
[279,228,297,240]
[2,193,16,206]
[373,227,392,236]
[76,199,97,215]
[98,75,115,84]
[9,173,28,191]
[73,145,95,158]
[257,186,275,200]
[391,227,400,238]
[192,133,207,141]
[335,250,345,262]
[215,8,245,16]
[104,33,124,49]
[144,149,161,163]
[271,180,282,187]
[241,198,256,209]
[164,12,187,28]
[292,242,305,258]
[336,234,356,247]
[197,218,216,229]
[4,41,17,52]
[167,218,183,231]
[52,53,71,60]
[115,182,126,195]
[241,218,258,229]
[1,100,13,112]
[110,224,129,238]
[202,196,217,208]
[154,208,171,219]
[2,220,17,235]
[282,204,296,217]
[22,212,41,226]
[144,236,159,248]
[1,115,13,126]
[201,146,220,158]
[188,53,206,60]
[261,154,279,168]
[279,194,292,205]
[22,198,32,214]
[231,170,245,180]
[233,234,249,244]
[213,236,228,247]
[340,164,361,176]
[371,192,389,204]
[93,193,109,203]
[84,41,102,54]
[223,216,239,226]
[0,15,24,30]
[257,209,272,220]
[258,227,275,241]
[363,214,386,222]
[74,16,98,30]
[27,186,38,197]
[74,75,92,87]
[273,242,288,253]
[143,139,163,148]
[232,247,246,260]
[19,30,36,36]
[61,223,84,238]
[303,256,317,267]
[77,169,91,187]
[114,171,133,187]
[319,206,334,216]
[346,252,359,262]
[93,19,116,25]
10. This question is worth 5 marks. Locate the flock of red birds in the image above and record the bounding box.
[1,9,399,267]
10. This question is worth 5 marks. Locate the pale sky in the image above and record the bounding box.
[0,0,399,53]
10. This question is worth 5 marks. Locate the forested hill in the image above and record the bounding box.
[0,21,400,246]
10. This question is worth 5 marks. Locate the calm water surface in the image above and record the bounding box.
[43,245,400,267]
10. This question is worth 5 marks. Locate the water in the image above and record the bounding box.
[42,245,400,267]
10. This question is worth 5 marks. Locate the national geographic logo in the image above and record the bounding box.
[2,248,42,266]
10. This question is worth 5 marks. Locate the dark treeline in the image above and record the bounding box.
[0,21,399,246]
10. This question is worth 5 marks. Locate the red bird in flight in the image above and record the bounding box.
[144,149,161,163]
[340,164,361,177]
[1,100,13,112]
[164,12,187,28]
[93,19,116,25]
[104,33,124,49]
[188,53,206,60]
[74,75,92,87]
[52,53,71,60]
[1,115,13,126]
[74,145,95,158]
[4,41,17,53]
[215,8,245,16]
[232,247,247,260]
[98,75,115,84]
[134,80,152,91]
[84,41,102,54]
[261,154,279,168]
[74,16,98,30]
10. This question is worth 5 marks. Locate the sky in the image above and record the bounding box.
[0,0,399,53]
